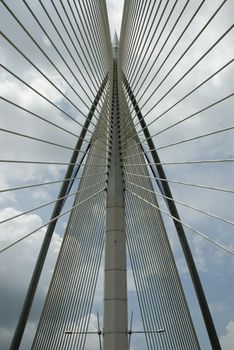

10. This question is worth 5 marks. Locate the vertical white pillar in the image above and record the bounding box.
[103,34,128,350]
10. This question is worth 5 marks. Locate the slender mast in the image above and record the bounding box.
[103,32,128,350]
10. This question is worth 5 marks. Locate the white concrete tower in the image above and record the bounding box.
[112,30,119,59]
[103,32,128,350]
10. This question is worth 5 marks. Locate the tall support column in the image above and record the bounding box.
[103,53,128,349]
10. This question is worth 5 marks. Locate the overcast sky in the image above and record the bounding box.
[0,0,233,349]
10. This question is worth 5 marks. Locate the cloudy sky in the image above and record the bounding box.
[0,0,233,349]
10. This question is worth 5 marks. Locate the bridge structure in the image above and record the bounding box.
[0,1,233,349]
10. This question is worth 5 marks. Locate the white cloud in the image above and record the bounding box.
[106,0,124,37]
[31,188,52,201]
[0,207,62,349]
[220,321,234,350]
